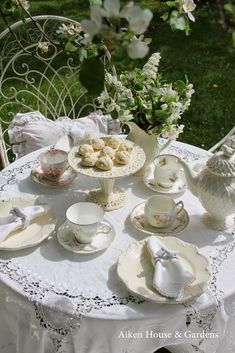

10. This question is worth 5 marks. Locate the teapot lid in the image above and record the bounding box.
[206,137,235,177]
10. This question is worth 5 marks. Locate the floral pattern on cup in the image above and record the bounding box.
[154,154,181,189]
[39,149,68,181]
[144,195,184,228]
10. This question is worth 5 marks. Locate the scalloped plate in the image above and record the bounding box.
[68,141,146,179]
[0,198,56,250]
[117,236,211,304]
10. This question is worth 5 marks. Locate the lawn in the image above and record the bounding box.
[0,0,234,157]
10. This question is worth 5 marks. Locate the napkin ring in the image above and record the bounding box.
[153,247,178,264]
[10,207,30,229]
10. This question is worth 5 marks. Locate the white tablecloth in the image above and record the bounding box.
[0,141,235,353]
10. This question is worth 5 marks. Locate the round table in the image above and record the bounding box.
[0,140,235,353]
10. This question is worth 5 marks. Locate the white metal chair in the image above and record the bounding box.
[208,126,235,153]
[0,15,97,168]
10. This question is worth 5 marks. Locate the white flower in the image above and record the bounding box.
[142,52,161,79]
[81,6,103,41]
[186,83,195,97]
[161,104,168,111]
[103,0,120,17]
[121,2,153,35]
[176,0,196,22]
[12,0,29,10]
[119,110,133,122]
[37,42,49,54]
[57,23,82,36]
[127,38,149,59]
[161,124,184,139]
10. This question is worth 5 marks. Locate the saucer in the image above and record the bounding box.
[57,221,115,254]
[31,165,77,187]
[130,202,189,236]
[144,167,186,195]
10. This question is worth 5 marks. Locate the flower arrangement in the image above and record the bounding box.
[97,52,195,138]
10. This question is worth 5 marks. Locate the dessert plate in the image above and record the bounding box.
[117,236,211,304]
[144,167,186,195]
[57,221,115,254]
[130,201,189,236]
[31,165,77,187]
[0,198,56,250]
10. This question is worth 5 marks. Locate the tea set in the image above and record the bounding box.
[2,137,234,303]
[29,135,235,255]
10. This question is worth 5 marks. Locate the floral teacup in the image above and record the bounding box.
[154,154,181,189]
[144,195,184,228]
[39,149,68,181]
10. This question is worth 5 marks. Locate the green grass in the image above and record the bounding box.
[0,1,234,162]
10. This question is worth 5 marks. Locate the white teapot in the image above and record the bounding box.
[176,138,235,230]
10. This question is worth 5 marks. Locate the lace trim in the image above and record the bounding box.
[0,145,234,353]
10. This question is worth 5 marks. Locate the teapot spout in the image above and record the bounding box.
[177,158,199,197]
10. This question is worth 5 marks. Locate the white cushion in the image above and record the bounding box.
[8,111,120,159]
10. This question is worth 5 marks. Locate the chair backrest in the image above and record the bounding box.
[0,15,96,167]
[209,126,235,153]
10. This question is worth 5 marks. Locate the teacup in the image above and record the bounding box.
[66,202,111,244]
[144,195,184,228]
[39,149,68,181]
[154,154,180,189]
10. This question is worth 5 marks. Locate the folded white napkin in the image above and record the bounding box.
[146,236,195,300]
[0,205,51,243]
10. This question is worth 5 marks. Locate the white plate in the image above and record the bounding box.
[117,237,211,304]
[68,142,146,179]
[144,166,186,195]
[31,165,77,187]
[130,202,189,236]
[0,198,56,250]
[57,221,115,254]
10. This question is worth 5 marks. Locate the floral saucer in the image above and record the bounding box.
[130,202,189,236]
[31,165,77,187]
[57,221,115,254]
[144,167,186,195]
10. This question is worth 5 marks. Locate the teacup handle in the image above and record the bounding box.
[97,221,112,234]
[176,201,184,214]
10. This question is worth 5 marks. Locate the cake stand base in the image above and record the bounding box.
[87,187,127,211]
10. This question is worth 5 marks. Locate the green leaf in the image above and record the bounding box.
[174,80,186,94]
[89,0,102,6]
[65,41,78,52]
[232,31,235,48]
[161,12,169,21]
[145,112,154,124]
[79,48,88,62]
[224,3,235,15]
[169,10,186,31]
[166,1,176,7]
[80,57,104,95]
[156,110,169,121]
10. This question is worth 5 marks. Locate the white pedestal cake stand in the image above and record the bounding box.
[68,144,146,211]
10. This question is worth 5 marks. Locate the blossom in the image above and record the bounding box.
[142,52,161,80]
[121,2,153,35]
[81,0,153,58]
[127,38,149,59]
[102,0,120,17]
[81,6,103,42]
[97,53,193,137]
[37,42,49,54]
[176,0,196,22]
[12,0,29,10]
[161,124,185,139]
[57,23,82,36]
